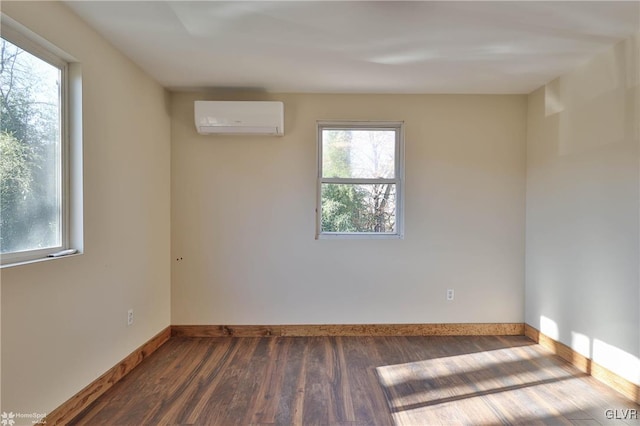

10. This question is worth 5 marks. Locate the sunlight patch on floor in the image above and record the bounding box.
[374,345,619,425]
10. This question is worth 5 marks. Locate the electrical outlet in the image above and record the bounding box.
[446,289,455,301]
[127,309,134,326]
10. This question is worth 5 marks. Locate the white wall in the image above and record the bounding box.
[172,92,527,325]
[525,34,640,385]
[0,1,171,416]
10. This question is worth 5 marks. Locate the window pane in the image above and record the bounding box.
[0,38,62,253]
[321,183,396,233]
[322,129,395,179]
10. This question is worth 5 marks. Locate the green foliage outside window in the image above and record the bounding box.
[0,39,61,253]
[320,129,397,233]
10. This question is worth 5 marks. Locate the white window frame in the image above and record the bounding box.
[316,121,405,239]
[1,16,81,266]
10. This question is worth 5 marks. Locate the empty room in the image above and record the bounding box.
[0,1,639,425]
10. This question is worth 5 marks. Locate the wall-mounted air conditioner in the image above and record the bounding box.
[194,101,284,136]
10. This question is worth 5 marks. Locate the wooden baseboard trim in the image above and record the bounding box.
[525,324,640,404]
[171,322,525,338]
[41,326,171,425]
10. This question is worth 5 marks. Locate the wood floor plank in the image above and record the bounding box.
[247,337,291,424]
[230,338,279,425]
[302,337,331,425]
[161,338,242,425]
[190,337,259,425]
[70,335,639,426]
[342,336,394,426]
[332,337,357,423]
[289,338,310,426]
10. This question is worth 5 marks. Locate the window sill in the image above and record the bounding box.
[316,233,403,240]
[1,252,82,269]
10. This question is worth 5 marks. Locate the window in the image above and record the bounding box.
[0,20,79,265]
[317,121,404,238]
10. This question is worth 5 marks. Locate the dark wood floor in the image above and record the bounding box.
[70,336,639,425]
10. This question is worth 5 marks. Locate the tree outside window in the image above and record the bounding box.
[0,37,63,255]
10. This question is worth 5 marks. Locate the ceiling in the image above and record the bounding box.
[65,1,639,94]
